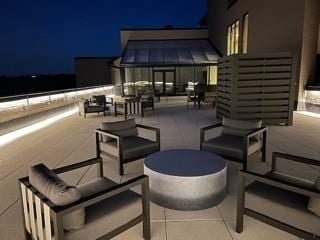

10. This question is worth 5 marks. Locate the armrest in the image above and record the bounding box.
[95,128,121,141]
[53,157,102,175]
[245,127,268,139]
[240,170,320,199]
[136,124,159,132]
[200,122,222,143]
[136,124,160,144]
[51,175,149,216]
[272,152,320,172]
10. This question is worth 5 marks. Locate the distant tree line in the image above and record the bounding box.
[0,74,76,97]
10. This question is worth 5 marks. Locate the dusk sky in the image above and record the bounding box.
[0,0,206,76]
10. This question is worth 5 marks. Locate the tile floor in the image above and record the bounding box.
[0,102,319,239]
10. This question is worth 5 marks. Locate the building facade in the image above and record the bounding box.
[206,0,320,109]
[115,28,220,96]
[75,57,117,88]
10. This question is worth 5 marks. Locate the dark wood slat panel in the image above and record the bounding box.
[217,52,295,125]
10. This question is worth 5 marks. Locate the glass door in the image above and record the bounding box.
[154,71,164,95]
[153,70,176,96]
[164,71,175,95]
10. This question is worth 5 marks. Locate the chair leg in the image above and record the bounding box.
[119,162,124,176]
[142,180,151,240]
[236,176,245,233]
[262,131,267,162]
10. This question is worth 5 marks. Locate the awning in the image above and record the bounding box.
[120,39,219,67]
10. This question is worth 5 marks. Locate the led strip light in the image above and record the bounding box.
[0,107,78,146]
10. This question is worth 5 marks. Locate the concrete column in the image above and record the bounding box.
[298,0,320,109]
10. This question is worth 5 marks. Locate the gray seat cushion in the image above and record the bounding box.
[100,136,159,160]
[101,119,138,142]
[202,135,261,160]
[86,106,105,112]
[64,190,141,240]
[221,117,262,137]
[245,181,320,235]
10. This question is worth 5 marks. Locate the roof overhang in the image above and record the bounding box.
[120,39,219,67]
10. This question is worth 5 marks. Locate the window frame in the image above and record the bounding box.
[242,13,249,54]
[227,20,240,56]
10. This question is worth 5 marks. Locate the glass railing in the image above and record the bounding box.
[0,85,114,111]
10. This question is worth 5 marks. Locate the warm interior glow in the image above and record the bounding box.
[227,20,240,55]
[242,14,249,54]
[0,107,78,146]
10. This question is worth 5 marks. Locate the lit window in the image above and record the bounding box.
[227,20,240,56]
[231,23,235,54]
[242,14,249,54]
[227,27,231,56]
[234,20,239,54]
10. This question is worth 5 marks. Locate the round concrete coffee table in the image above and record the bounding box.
[144,149,227,211]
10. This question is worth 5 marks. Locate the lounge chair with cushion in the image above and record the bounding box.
[140,95,154,117]
[200,117,267,169]
[78,99,106,118]
[237,152,320,240]
[203,91,217,108]
[18,157,150,240]
[96,118,160,175]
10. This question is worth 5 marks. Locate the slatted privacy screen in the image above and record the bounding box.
[20,182,53,240]
[217,52,296,125]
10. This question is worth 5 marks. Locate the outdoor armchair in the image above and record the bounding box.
[203,91,217,108]
[96,118,160,175]
[236,152,320,240]
[18,157,151,240]
[78,99,106,118]
[140,95,154,117]
[200,117,267,170]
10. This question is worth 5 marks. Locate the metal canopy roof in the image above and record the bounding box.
[120,39,218,67]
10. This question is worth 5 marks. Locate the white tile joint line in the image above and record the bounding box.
[0,107,79,147]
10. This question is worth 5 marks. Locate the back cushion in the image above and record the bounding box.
[100,118,138,142]
[29,164,85,231]
[308,176,320,216]
[221,117,262,137]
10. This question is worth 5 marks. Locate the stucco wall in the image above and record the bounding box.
[318,23,320,54]
[298,0,320,105]
[120,29,208,50]
[207,0,304,56]
[75,58,114,87]
[207,0,320,108]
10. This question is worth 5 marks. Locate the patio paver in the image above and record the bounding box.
[0,102,316,239]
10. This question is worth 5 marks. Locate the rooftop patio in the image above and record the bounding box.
[0,101,319,240]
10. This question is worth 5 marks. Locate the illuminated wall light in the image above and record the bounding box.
[0,107,78,147]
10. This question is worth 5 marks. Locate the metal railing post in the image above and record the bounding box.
[26,96,30,109]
